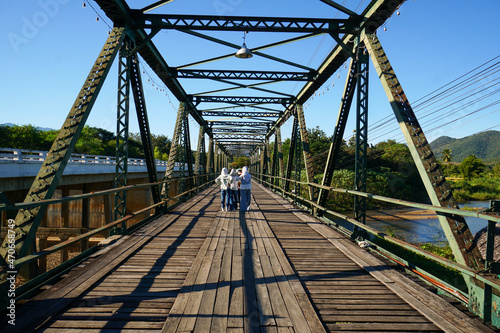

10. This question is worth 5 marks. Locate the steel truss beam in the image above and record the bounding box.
[94,0,215,139]
[214,134,265,140]
[284,116,299,193]
[131,13,353,33]
[163,101,188,197]
[317,58,357,209]
[364,34,483,271]
[192,95,293,105]
[0,28,125,265]
[201,111,281,118]
[114,41,132,228]
[354,44,369,226]
[212,128,267,134]
[171,69,315,81]
[208,121,271,127]
[130,54,161,206]
[207,136,214,174]
[194,126,206,179]
[179,105,194,194]
[296,104,315,201]
[269,0,404,138]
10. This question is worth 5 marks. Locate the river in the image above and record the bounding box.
[364,201,492,245]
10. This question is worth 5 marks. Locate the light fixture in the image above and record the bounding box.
[235,31,253,59]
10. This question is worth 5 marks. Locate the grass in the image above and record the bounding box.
[449,176,500,202]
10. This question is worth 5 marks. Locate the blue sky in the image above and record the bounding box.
[1,0,499,149]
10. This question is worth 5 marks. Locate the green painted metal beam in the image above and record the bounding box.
[0,27,125,265]
[130,54,161,206]
[363,33,484,273]
[172,69,315,81]
[317,58,356,209]
[131,12,352,33]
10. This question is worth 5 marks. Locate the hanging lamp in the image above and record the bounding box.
[235,31,253,59]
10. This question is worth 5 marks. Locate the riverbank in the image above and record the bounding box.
[366,208,438,221]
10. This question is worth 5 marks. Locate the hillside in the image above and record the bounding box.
[430,130,500,163]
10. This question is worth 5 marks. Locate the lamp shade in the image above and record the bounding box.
[235,43,253,59]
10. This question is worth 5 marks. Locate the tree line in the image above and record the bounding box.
[0,124,172,161]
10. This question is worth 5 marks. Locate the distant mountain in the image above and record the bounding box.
[430,130,500,163]
[1,123,54,132]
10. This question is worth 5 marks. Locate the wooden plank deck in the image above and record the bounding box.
[4,182,495,332]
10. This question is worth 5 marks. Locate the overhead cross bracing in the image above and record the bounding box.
[93,0,403,157]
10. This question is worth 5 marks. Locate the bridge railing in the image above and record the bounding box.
[0,172,216,300]
[0,147,170,167]
[254,172,500,307]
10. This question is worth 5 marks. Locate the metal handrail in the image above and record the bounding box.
[253,172,500,295]
[1,173,217,271]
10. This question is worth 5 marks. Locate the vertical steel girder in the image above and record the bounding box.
[354,46,369,225]
[277,127,285,188]
[262,138,270,183]
[114,42,132,224]
[284,116,299,193]
[271,130,279,186]
[179,111,194,193]
[364,34,483,271]
[207,136,214,175]
[130,54,160,205]
[317,58,357,209]
[163,102,188,198]
[195,126,206,185]
[0,28,125,263]
[296,104,316,201]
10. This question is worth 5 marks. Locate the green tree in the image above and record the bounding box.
[442,148,453,162]
[459,155,485,180]
[232,156,250,169]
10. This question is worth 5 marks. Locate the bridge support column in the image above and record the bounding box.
[113,38,132,234]
[284,115,299,194]
[317,58,356,212]
[207,136,214,176]
[195,126,206,187]
[354,42,369,229]
[130,53,161,208]
[296,104,315,201]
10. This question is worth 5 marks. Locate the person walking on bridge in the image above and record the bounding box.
[237,166,252,211]
[215,167,232,211]
[229,168,239,210]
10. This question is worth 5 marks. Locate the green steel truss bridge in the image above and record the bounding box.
[1,0,499,331]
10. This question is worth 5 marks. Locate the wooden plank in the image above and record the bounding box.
[256,183,492,333]
[162,214,224,333]
[228,254,244,329]
[193,258,222,332]
[249,213,276,328]
[259,254,293,328]
[176,256,213,332]
[210,217,232,333]
[309,221,491,333]
[253,210,325,333]
[48,320,163,329]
